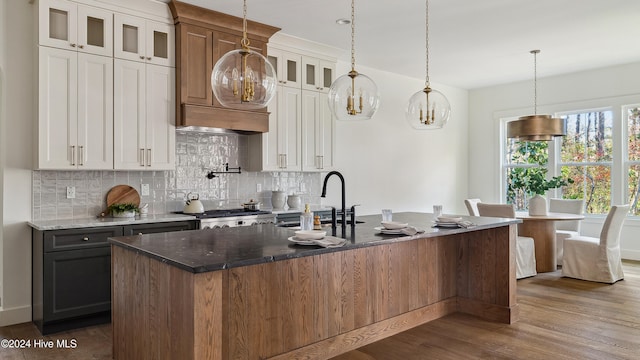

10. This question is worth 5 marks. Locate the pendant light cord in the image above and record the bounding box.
[350,0,356,71]
[425,0,430,88]
[533,50,537,114]
[241,0,249,48]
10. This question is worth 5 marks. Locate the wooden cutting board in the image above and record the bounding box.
[106,185,141,209]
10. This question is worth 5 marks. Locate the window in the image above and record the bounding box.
[504,139,550,210]
[502,107,627,216]
[626,105,640,215]
[559,110,613,214]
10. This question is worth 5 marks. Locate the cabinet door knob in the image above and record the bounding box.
[82,237,89,241]
[78,45,84,49]
[147,57,152,61]
[140,55,145,60]
[70,43,76,48]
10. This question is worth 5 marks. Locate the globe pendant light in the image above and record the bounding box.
[328,0,380,121]
[406,0,450,129]
[507,50,566,141]
[211,0,276,110]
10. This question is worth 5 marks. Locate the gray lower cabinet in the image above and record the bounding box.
[32,220,196,335]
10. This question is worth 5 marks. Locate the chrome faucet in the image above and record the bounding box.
[321,171,346,236]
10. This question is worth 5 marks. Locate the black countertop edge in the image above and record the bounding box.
[108,212,521,274]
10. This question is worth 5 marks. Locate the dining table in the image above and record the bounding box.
[515,211,585,272]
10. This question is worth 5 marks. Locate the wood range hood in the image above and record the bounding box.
[169,1,280,133]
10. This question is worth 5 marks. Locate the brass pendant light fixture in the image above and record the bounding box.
[328,0,380,121]
[211,0,277,110]
[406,0,450,130]
[507,50,566,141]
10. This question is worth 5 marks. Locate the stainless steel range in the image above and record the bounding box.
[176,208,276,229]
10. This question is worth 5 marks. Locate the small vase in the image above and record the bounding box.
[287,194,301,210]
[528,194,547,216]
[271,191,286,210]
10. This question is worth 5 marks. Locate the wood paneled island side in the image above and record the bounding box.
[109,212,519,360]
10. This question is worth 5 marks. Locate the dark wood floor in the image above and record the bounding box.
[2,261,639,360]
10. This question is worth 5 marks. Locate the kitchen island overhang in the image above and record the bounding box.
[109,212,520,360]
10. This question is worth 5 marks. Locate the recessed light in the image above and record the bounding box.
[335,18,350,25]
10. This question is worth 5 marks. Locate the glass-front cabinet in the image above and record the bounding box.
[114,13,174,67]
[301,56,334,93]
[39,0,113,57]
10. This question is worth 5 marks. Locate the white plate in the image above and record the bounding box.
[374,226,406,234]
[381,221,409,230]
[288,236,317,245]
[294,230,326,240]
[437,216,462,223]
[433,222,460,228]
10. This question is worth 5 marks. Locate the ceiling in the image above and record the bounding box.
[176,0,640,90]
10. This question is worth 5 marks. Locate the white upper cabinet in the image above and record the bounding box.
[268,48,301,89]
[301,56,334,93]
[39,0,113,57]
[114,13,175,67]
[113,60,175,170]
[38,47,113,169]
[248,40,337,172]
[301,90,334,171]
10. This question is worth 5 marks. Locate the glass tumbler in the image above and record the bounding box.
[381,209,393,222]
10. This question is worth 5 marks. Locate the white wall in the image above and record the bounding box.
[322,61,470,217]
[468,62,640,260]
[0,0,35,325]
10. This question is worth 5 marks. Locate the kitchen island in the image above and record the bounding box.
[109,212,519,360]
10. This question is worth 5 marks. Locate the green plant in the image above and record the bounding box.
[108,203,139,214]
[509,167,573,196]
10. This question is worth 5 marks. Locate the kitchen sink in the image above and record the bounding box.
[276,220,365,228]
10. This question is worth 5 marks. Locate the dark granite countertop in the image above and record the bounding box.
[108,212,520,273]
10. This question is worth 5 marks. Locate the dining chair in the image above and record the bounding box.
[549,198,584,265]
[562,205,629,284]
[464,198,481,216]
[476,203,537,279]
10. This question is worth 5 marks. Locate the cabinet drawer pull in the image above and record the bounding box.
[82,237,89,241]
[78,145,84,166]
[147,148,151,166]
[70,145,76,166]
[140,148,145,166]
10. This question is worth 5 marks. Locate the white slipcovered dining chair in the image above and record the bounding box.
[549,198,584,265]
[477,203,537,279]
[562,205,629,284]
[464,198,481,216]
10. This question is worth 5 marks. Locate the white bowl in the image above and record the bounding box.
[294,230,326,240]
[381,221,409,230]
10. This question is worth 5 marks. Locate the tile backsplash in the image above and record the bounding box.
[32,131,323,221]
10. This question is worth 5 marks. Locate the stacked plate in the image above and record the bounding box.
[374,221,410,234]
[433,216,463,228]
[288,230,346,248]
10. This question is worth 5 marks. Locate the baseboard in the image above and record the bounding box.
[0,304,31,327]
[622,249,640,261]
